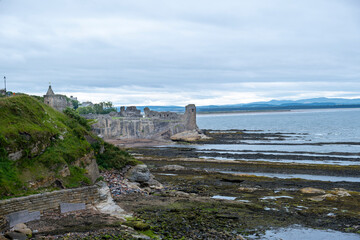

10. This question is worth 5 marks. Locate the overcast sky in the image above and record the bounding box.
[1,0,360,106]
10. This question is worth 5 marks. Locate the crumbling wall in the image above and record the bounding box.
[84,104,197,140]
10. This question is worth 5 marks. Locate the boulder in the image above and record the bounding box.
[299,187,325,194]
[170,130,210,142]
[147,177,164,190]
[4,232,27,240]
[159,165,186,171]
[331,188,351,197]
[13,223,32,237]
[308,193,337,202]
[125,164,151,183]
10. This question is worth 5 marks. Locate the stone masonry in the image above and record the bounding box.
[83,104,198,140]
[43,85,71,112]
[0,185,101,217]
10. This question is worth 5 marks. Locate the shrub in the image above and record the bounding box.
[92,142,141,170]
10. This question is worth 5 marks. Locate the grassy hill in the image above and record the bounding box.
[0,95,139,199]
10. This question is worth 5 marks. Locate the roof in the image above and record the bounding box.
[46,85,55,95]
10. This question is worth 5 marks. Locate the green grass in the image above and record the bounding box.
[64,166,91,188]
[93,142,142,170]
[0,95,140,199]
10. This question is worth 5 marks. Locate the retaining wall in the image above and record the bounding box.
[0,185,101,217]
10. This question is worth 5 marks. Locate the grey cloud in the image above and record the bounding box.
[0,0,359,105]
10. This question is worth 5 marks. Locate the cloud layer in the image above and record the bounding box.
[1,0,359,105]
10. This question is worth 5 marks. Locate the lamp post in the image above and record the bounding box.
[3,76,6,92]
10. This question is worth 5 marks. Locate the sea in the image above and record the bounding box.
[195,108,360,166]
[194,108,360,240]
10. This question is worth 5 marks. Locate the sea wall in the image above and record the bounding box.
[0,185,101,217]
[83,104,197,140]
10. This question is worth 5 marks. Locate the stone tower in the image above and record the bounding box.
[183,104,197,130]
[44,85,71,112]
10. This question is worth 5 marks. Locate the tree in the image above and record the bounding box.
[77,101,116,114]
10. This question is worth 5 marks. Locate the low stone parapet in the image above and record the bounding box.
[0,185,100,218]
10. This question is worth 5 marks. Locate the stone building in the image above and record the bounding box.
[0,89,5,96]
[44,85,71,112]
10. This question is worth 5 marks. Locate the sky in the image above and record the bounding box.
[0,0,360,106]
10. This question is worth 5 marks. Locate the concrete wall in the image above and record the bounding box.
[0,185,101,217]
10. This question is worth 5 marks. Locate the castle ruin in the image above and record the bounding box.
[44,85,71,111]
[43,85,200,141]
[83,104,198,140]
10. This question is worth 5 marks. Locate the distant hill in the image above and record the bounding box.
[116,98,360,113]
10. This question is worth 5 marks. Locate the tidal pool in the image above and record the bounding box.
[211,195,237,200]
[248,225,360,240]
[218,170,360,182]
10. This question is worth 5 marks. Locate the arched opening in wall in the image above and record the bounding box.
[192,109,194,112]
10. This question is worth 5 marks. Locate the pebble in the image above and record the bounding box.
[101,170,148,197]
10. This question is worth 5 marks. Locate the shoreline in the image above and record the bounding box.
[197,107,360,115]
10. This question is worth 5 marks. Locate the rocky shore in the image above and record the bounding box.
[2,129,360,239]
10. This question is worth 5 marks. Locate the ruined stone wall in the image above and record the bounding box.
[84,104,197,140]
[90,117,188,139]
[0,185,101,217]
[44,94,71,112]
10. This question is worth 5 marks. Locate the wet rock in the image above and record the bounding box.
[169,191,190,197]
[131,234,151,240]
[4,232,27,240]
[308,193,337,202]
[238,187,259,193]
[125,164,151,183]
[236,234,246,240]
[147,177,164,190]
[170,130,210,142]
[299,187,325,194]
[331,188,351,197]
[159,165,186,171]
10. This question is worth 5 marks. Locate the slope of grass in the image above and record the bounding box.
[0,95,139,198]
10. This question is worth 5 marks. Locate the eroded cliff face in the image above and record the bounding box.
[0,95,101,197]
[85,104,198,140]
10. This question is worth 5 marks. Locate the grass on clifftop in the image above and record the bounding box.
[0,95,139,199]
